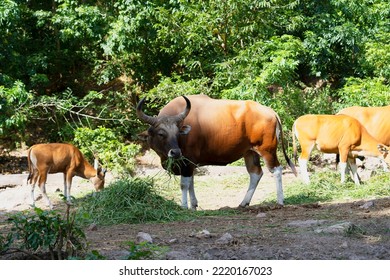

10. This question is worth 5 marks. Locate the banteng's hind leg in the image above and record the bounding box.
[240,151,264,207]
[257,146,284,205]
[29,170,39,207]
[37,171,53,209]
[347,157,361,185]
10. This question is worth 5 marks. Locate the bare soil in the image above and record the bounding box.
[0,150,389,260]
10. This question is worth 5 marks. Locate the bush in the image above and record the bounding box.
[73,126,141,176]
[336,77,390,109]
[2,206,86,260]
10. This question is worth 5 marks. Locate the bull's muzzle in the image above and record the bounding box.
[168,148,182,158]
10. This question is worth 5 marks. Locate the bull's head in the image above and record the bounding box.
[137,96,192,160]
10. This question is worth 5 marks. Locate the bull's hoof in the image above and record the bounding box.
[189,205,198,211]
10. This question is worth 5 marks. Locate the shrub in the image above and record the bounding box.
[73,126,141,176]
[2,206,86,260]
[336,77,390,109]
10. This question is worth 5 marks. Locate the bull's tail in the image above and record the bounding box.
[292,121,298,165]
[26,147,33,184]
[276,114,297,176]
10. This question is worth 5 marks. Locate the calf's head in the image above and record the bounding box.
[137,96,191,160]
[91,159,106,191]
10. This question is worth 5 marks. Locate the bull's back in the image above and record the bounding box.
[162,95,278,163]
[338,105,390,145]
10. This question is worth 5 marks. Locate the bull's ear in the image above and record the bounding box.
[138,130,149,142]
[180,125,191,135]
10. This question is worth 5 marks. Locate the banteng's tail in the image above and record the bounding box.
[292,121,298,165]
[276,114,297,176]
[26,147,33,184]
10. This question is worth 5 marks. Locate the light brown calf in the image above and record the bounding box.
[27,143,106,209]
[292,114,390,184]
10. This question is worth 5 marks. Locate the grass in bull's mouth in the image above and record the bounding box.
[164,156,198,175]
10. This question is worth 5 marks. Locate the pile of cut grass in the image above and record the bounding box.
[76,177,187,225]
[280,169,390,205]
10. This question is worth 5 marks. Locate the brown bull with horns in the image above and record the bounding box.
[137,95,296,209]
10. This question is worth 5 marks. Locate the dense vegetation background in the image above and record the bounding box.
[1,0,389,174]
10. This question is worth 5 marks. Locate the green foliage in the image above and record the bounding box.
[124,241,167,260]
[0,81,33,141]
[73,126,141,176]
[364,37,390,80]
[1,0,390,152]
[4,207,87,259]
[336,77,390,109]
[142,75,212,112]
[213,35,305,101]
[272,86,334,130]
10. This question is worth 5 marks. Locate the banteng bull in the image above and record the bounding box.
[337,105,390,171]
[137,95,297,209]
[292,114,390,185]
[27,143,106,209]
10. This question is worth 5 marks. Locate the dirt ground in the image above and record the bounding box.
[0,150,389,260]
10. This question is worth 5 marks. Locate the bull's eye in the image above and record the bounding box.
[158,132,166,139]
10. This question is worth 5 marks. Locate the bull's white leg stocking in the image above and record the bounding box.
[40,183,53,209]
[272,166,284,205]
[339,162,347,183]
[348,158,360,185]
[180,176,191,209]
[187,176,198,210]
[30,181,36,207]
[240,171,263,207]
[298,158,310,184]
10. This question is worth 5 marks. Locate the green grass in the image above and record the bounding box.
[75,167,389,226]
[75,177,238,226]
[277,169,390,205]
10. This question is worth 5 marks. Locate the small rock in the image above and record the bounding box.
[88,223,98,231]
[256,212,267,218]
[287,219,327,228]
[136,232,153,244]
[216,233,233,244]
[166,250,193,260]
[168,238,178,244]
[315,222,353,234]
[359,201,374,209]
[195,229,211,239]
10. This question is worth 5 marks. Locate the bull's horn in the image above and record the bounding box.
[136,97,158,126]
[174,96,191,123]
